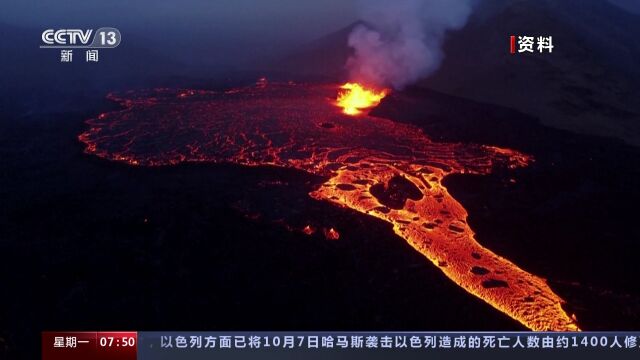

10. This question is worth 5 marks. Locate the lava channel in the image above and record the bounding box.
[79,82,579,331]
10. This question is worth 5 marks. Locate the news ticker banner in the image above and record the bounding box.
[43,331,640,360]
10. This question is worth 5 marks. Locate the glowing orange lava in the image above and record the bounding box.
[302,225,315,235]
[79,82,579,331]
[324,228,340,240]
[336,83,388,115]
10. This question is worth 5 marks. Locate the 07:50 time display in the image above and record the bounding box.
[99,336,136,347]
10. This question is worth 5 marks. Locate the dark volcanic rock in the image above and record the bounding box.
[483,279,509,289]
[370,175,424,210]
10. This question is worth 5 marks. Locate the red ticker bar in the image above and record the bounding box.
[42,331,137,360]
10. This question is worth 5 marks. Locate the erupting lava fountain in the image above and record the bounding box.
[336,82,388,116]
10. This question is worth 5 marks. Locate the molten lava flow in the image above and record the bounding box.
[336,83,388,115]
[79,82,579,331]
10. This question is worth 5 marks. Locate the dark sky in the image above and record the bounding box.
[0,0,359,68]
[1,0,637,69]
[0,0,358,43]
[2,0,637,28]
[2,1,637,41]
[3,0,638,32]
[608,0,640,13]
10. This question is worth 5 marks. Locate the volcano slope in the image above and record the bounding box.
[79,82,579,331]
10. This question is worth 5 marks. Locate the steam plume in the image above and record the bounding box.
[347,0,475,89]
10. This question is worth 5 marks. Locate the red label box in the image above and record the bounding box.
[42,331,137,360]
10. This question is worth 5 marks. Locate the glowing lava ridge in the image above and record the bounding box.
[79,82,579,331]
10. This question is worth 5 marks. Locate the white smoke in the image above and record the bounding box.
[347,0,475,89]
